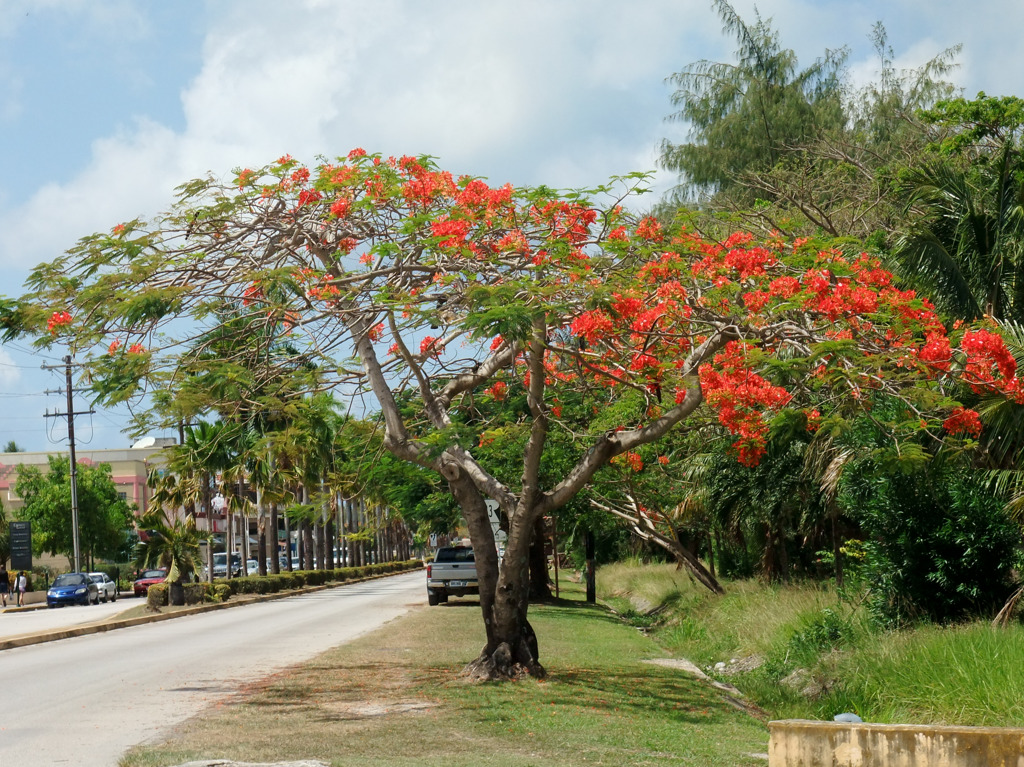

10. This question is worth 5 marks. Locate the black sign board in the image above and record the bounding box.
[9,521,32,571]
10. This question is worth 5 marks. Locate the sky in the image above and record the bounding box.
[0,0,1021,454]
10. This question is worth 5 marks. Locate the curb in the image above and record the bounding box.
[0,568,423,652]
[1,604,48,613]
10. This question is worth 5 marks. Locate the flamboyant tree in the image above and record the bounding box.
[4,150,1019,679]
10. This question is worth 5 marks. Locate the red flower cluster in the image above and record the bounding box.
[431,217,473,250]
[570,310,613,344]
[47,311,72,335]
[297,189,322,207]
[699,342,792,466]
[962,329,1017,389]
[616,452,643,472]
[635,217,663,242]
[917,332,952,374]
[242,283,263,307]
[330,197,351,218]
[943,406,982,438]
[486,381,508,400]
[420,336,442,357]
[308,281,340,301]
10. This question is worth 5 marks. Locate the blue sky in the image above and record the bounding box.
[0,0,1021,453]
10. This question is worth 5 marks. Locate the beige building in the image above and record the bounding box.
[0,442,172,516]
[0,440,173,570]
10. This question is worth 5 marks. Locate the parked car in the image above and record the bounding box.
[246,558,259,576]
[212,552,242,578]
[47,572,100,607]
[426,545,478,606]
[133,568,167,597]
[87,572,118,602]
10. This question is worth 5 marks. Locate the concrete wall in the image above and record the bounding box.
[769,720,1024,766]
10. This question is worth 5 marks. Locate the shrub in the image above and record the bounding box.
[841,464,1020,625]
[231,576,276,594]
[147,583,168,609]
[183,583,206,605]
[302,570,329,586]
[206,583,231,602]
[265,575,288,592]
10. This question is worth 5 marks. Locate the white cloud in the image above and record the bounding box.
[0,0,717,273]
[0,348,20,387]
[5,0,1024,281]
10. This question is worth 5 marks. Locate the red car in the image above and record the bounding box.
[133,568,167,597]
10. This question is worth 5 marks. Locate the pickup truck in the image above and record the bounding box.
[426,545,478,606]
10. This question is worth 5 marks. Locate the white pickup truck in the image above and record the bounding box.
[426,545,478,606]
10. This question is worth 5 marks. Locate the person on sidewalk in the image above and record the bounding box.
[15,571,27,607]
[0,565,9,607]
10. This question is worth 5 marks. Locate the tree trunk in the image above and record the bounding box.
[303,520,314,570]
[339,497,349,567]
[270,503,280,574]
[203,472,214,584]
[528,516,552,600]
[169,578,185,606]
[284,510,292,571]
[225,509,234,580]
[256,486,268,577]
[455,475,544,681]
[325,511,335,570]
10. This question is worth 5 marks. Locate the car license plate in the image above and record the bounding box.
[449,580,466,587]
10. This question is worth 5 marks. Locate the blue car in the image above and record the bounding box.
[46,572,100,607]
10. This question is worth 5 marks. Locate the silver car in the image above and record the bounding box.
[87,572,118,603]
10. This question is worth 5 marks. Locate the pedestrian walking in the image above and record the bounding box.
[15,571,28,607]
[0,564,9,607]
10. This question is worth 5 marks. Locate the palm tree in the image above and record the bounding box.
[274,394,344,570]
[891,95,1024,323]
[158,420,240,582]
[134,509,206,606]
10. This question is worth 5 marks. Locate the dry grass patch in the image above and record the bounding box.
[121,588,768,767]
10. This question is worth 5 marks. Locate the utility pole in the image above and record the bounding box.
[42,355,95,574]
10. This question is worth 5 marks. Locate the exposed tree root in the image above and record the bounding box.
[461,638,546,682]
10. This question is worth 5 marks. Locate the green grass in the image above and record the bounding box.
[599,561,841,664]
[120,579,769,767]
[796,622,1024,725]
[600,561,1024,727]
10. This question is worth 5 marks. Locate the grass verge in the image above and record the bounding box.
[599,561,1024,727]
[120,579,768,767]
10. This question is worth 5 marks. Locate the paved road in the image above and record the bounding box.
[0,571,424,767]
[0,596,136,640]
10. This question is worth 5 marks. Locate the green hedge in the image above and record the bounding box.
[141,560,422,611]
[207,583,232,602]
[183,583,206,605]
[147,583,168,609]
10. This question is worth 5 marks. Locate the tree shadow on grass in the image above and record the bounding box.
[534,598,624,626]
[459,663,755,728]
